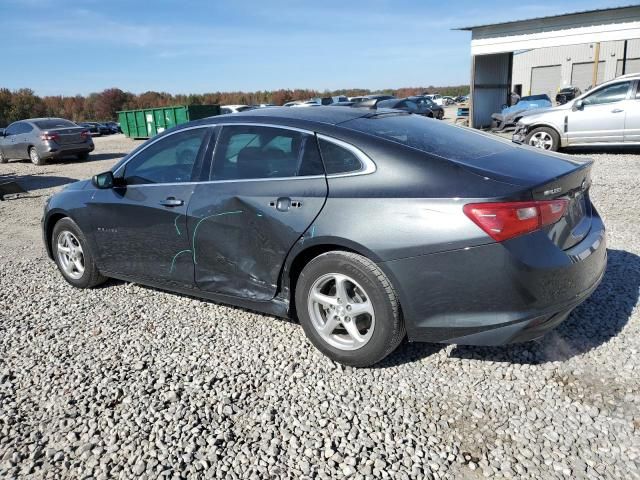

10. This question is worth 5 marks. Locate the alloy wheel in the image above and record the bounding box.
[56,231,85,280]
[29,148,40,164]
[528,131,553,150]
[307,273,375,350]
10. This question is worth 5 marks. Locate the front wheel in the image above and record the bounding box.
[29,147,45,165]
[52,217,107,288]
[525,127,560,151]
[295,251,405,367]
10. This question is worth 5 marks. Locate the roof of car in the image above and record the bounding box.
[225,106,371,125]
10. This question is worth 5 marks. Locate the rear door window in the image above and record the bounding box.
[210,125,324,180]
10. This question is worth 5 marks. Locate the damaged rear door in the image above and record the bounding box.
[187,124,327,301]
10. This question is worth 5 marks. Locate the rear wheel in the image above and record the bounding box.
[0,150,7,163]
[525,127,560,151]
[295,251,405,367]
[52,217,107,288]
[29,147,45,166]
[437,110,444,120]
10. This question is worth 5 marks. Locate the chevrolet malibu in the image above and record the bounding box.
[42,107,607,367]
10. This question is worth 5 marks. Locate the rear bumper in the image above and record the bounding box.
[41,143,94,159]
[381,213,607,345]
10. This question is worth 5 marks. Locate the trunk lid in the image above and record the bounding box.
[457,147,593,250]
[45,127,86,145]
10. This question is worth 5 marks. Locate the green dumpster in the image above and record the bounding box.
[117,104,220,139]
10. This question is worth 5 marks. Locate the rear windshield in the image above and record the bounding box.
[341,114,511,162]
[34,119,76,129]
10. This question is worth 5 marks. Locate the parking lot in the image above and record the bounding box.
[1,134,639,479]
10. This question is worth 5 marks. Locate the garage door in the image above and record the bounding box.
[530,65,561,100]
[571,61,605,92]
[616,58,640,76]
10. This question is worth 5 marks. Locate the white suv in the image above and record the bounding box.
[513,73,640,151]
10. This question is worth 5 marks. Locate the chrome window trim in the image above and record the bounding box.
[113,125,212,177]
[316,134,377,178]
[121,175,327,188]
[112,122,376,185]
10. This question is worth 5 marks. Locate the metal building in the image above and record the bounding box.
[457,5,640,128]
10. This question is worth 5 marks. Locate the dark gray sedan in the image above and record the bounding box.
[0,118,94,165]
[41,107,606,366]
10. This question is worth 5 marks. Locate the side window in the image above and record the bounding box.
[584,81,631,105]
[318,138,363,175]
[21,123,33,133]
[210,125,323,180]
[5,123,19,135]
[124,128,208,185]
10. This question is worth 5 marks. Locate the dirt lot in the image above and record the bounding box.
[1,133,639,479]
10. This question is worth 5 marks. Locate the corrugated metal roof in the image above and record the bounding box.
[455,4,640,31]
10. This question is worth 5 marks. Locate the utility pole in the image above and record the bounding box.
[592,42,601,88]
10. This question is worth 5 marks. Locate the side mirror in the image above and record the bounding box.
[92,171,115,189]
[573,99,585,111]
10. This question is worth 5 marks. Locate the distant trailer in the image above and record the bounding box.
[117,105,221,139]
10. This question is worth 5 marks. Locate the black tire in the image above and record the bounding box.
[52,217,107,289]
[77,152,90,161]
[295,251,405,367]
[29,147,45,166]
[524,126,560,152]
[437,110,444,120]
[0,150,7,163]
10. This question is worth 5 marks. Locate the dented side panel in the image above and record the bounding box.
[188,177,327,300]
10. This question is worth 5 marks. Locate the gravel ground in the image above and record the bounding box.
[1,134,639,479]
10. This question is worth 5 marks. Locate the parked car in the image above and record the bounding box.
[78,122,110,136]
[408,96,445,119]
[454,95,469,103]
[442,96,456,106]
[307,97,334,106]
[41,106,606,366]
[0,118,93,165]
[283,101,302,107]
[331,101,356,107]
[422,93,444,106]
[366,94,395,101]
[555,86,581,105]
[513,73,640,151]
[348,96,368,103]
[77,122,99,136]
[491,94,552,131]
[376,98,434,117]
[292,101,322,107]
[221,105,253,114]
[104,121,121,134]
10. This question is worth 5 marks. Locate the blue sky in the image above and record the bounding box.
[0,0,627,96]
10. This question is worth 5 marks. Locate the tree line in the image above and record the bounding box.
[0,85,469,127]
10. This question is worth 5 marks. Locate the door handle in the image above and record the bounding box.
[611,108,624,113]
[159,197,184,207]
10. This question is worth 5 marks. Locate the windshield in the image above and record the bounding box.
[341,114,512,162]
[34,119,77,129]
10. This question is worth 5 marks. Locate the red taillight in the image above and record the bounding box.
[41,133,60,141]
[463,199,568,242]
[80,130,90,138]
